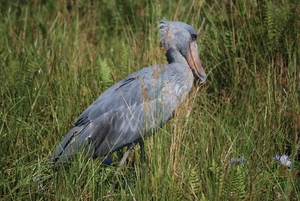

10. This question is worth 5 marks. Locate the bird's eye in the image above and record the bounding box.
[191,34,197,41]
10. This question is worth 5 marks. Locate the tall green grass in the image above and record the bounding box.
[1,0,299,200]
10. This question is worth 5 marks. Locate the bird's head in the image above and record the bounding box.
[158,20,206,83]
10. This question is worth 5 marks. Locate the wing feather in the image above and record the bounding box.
[51,66,169,164]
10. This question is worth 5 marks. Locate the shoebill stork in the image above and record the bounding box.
[50,20,206,167]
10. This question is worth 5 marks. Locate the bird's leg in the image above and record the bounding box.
[139,141,146,163]
[118,147,132,169]
[108,147,132,194]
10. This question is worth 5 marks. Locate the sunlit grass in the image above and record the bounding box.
[1,0,300,200]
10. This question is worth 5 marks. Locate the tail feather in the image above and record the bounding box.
[50,118,109,167]
[49,124,89,166]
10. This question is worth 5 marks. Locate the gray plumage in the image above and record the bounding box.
[50,20,206,165]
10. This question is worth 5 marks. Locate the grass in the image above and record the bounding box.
[1,0,300,200]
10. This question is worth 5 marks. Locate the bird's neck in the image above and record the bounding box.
[165,47,188,66]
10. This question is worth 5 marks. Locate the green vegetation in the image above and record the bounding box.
[1,0,300,200]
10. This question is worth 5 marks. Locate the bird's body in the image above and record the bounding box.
[50,20,206,166]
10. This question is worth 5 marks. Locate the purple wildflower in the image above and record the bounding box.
[230,157,245,165]
[102,158,113,165]
[273,154,291,168]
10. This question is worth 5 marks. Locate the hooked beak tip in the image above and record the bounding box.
[198,75,206,84]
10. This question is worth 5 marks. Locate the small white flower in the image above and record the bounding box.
[273,154,291,167]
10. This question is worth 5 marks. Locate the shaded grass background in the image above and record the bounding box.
[1,0,300,200]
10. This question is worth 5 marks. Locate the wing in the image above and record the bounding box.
[50,65,171,165]
[75,66,159,126]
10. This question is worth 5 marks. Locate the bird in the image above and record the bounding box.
[50,20,206,167]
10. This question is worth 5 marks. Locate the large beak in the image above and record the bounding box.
[187,41,206,83]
